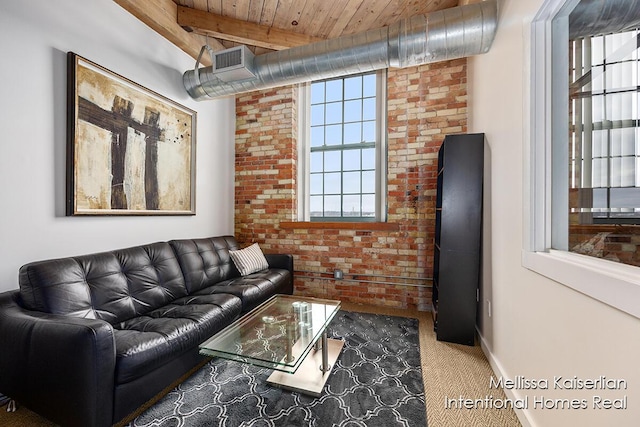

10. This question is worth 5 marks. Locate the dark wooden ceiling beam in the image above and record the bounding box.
[177,5,324,50]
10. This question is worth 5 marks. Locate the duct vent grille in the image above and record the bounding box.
[212,46,256,82]
[215,49,242,69]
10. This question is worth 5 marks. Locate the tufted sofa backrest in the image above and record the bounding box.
[18,242,188,324]
[169,236,240,294]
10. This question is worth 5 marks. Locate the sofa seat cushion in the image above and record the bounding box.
[193,268,290,312]
[113,293,241,384]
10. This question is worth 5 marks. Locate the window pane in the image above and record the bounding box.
[619,92,634,120]
[362,195,375,217]
[362,148,375,169]
[592,130,604,158]
[611,128,622,156]
[310,151,323,173]
[621,127,635,156]
[325,102,342,124]
[311,126,324,147]
[344,122,361,144]
[324,172,341,194]
[611,188,640,208]
[343,171,360,193]
[363,121,375,142]
[324,195,341,215]
[344,99,362,122]
[593,188,607,208]
[592,94,604,122]
[363,97,376,120]
[592,158,607,187]
[621,156,635,187]
[310,173,323,194]
[325,124,342,145]
[362,170,375,193]
[324,151,341,172]
[622,127,640,156]
[311,82,325,104]
[311,104,325,126]
[591,37,604,66]
[592,66,605,93]
[343,149,361,171]
[363,74,376,97]
[310,195,323,216]
[605,63,623,92]
[610,157,622,187]
[343,195,360,216]
[344,75,362,99]
[326,80,342,102]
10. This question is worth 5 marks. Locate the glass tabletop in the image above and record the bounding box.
[199,295,341,373]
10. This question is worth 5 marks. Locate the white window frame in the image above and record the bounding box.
[297,70,388,222]
[524,0,640,320]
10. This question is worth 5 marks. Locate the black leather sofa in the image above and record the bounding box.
[0,236,293,427]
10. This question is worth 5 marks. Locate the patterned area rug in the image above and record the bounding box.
[126,311,427,427]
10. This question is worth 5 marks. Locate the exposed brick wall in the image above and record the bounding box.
[569,189,640,267]
[234,59,467,311]
[235,87,298,236]
[570,223,640,267]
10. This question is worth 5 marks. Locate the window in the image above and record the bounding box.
[525,0,640,319]
[570,30,640,225]
[299,71,387,221]
[568,25,640,262]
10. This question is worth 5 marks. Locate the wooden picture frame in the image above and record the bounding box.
[66,52,196,216]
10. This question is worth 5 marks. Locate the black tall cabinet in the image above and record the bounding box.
[432,133,484,346]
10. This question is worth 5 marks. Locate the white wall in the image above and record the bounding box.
[469,1,640,426]
[0,0,235,292]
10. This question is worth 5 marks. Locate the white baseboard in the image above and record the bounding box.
[477,329,535,427]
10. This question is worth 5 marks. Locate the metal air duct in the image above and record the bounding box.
[183,0,498,100]
[569,0,640,39]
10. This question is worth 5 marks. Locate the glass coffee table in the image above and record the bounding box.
[199,295,343,397]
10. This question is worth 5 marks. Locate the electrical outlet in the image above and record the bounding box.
[486,300,492,317]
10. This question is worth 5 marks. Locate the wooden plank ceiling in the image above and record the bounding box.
[174,0,460,54]
[114,0,470,65]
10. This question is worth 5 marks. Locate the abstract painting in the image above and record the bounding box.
[67,52,196,215]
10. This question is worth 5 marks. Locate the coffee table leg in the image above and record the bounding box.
[319,331,330,373]
[285,321,295,363]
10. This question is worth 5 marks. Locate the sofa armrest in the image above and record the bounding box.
[265,253,293,273]
[0,291,116,427]
[264,254,294,294]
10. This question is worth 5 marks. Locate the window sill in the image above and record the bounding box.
[522,249,640,319]
[280,221,399,231]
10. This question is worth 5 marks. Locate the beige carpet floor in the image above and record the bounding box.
[0,303,521,427]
